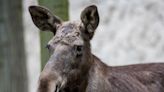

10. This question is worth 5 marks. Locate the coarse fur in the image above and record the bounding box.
[29,5,164,92]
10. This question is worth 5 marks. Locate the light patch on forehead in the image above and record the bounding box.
[56,21,81,36]
[52,21,83,45]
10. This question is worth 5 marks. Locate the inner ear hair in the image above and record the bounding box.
[80,5,99,39]
[29,5,62,34]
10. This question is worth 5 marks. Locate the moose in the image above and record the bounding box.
[29,5,164,92]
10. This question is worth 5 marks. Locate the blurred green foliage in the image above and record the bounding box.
[38,0,69,69]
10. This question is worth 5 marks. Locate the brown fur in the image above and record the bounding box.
[29,5,164,92]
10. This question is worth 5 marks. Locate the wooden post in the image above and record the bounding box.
[0,0,28,92]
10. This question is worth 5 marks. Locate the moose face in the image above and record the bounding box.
[29,5,99,71]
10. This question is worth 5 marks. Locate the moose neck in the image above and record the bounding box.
[81,40,94,73]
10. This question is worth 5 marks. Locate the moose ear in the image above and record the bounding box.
[29,6,62,34]
[80,5,99,39]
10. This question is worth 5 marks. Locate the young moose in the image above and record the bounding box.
[29,5,164,92]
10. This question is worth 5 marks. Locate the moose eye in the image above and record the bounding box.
[46,44,51,50]
[74,45,83,57]
[77,46,83,51]
[46,44,54,54]
[46,44,53,52]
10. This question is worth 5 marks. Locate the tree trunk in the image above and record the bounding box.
[0,0,28,92]
[38,0,69,69]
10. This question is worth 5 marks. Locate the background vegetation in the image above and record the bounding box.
[38,0,69,69]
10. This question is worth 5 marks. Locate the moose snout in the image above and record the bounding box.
[38,69,66,92]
